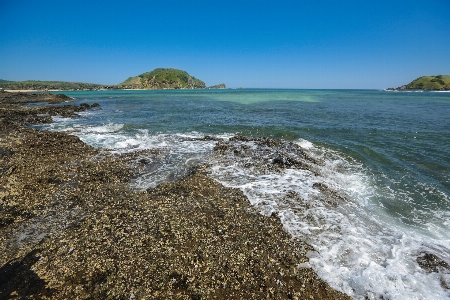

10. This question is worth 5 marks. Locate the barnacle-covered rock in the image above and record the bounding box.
[0,91,350,299]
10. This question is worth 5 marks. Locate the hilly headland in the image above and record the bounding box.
[387,75,450,91]
[0,68,226,91]
[118,68,206,90]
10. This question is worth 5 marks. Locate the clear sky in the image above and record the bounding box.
[1,0,449,89]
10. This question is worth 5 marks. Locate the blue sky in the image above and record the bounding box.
[1,0,449,89]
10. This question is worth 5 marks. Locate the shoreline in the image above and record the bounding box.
[4,89,42,93]
[0,91,350,299]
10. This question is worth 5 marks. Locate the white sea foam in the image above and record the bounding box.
[206,138,450,300]
[125,133,218,189]
[75,129,220,188]
[73,129,450,299]
[83,123,124,133]
[38,116,450,299]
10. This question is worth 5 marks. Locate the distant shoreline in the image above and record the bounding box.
[2,88,229,93]
[4,89,43,93]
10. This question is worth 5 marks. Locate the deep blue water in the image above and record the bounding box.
[43,89,450,299]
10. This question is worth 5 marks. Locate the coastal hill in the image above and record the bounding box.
[118,68,206,89]
[388,75,450,91]
[0,68,225,91]
[0,80,110,91]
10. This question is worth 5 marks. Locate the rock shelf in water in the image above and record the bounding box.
[0,91,350,299]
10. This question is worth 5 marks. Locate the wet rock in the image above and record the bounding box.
[0,147,14,159]
[272,152,310,169]
[0,92,351,299]
[313,182,348,207]
[213,136,321,177]
[79,103,90,109]
[79,103,100,109]
[0,93,94,130]
[194,135,219,141]
[0,90,72,104]
[417,252,450,273]
[218,136,320,165]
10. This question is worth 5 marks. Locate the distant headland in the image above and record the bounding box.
[0,68,226,91]
[387,75,450,91]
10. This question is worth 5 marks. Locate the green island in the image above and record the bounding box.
[0,68,226,91]
[118,68,206,89]
[387,75,450,91]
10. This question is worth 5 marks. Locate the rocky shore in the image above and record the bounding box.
[0,91,350,299]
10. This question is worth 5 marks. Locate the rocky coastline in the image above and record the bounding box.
[0,91,350,299]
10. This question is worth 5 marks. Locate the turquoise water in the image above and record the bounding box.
[44,89,450,299]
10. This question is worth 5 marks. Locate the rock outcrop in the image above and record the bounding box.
[207,83,226,89]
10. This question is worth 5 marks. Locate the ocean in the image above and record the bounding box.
[37,89,450,299]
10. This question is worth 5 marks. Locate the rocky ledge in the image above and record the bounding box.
[0,91,350,299]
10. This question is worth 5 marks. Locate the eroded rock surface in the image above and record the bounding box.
[0,91,350,299]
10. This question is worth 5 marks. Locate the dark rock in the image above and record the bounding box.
[0,91,72,104]
[313,182,347,207]
[417,252,450,273]
[0,147,14,159]
[0,250,55,298]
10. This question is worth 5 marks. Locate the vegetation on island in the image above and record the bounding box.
[388,75,450,91]
[0,80,114,91]
[118,68,206,90]
[0,68,225,91]
[207,83,226,89]
[406,75,450,90]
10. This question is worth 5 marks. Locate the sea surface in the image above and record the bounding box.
[38,89,450,299]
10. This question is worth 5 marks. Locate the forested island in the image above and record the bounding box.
[387,75,450,91]
[0,68,226,91]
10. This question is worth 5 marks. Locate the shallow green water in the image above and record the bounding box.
[45,89,450,299]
